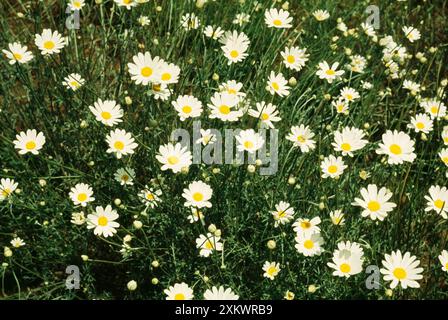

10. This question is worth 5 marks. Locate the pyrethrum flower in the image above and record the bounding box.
[424,185,448,219]
[114,167,135,186]
[352,184,396,221]
[316,61,344,83]
[380,250,423,289]
[219,80,246,98]
[295,232,324,256]
[407,113,433,134]
[264,9,292,28]
[281,47,309,71]
[327,243,364,278]
[0,178,18,201]
[157,61,180,85]
[266,71,290,97]
[332,127,368,157]
[71,212,86,225]
[248,102,281,129]
[10,237,26,248]
[172,95,203,121]
[313,9,330,21]
[421,99,446,119]
[235,129,264,154]
[293,216,321,236]
[220,30,250,64]
[438,148,448,167]
[208,92,243,122]
[320,155,347,179]
[2,42,33,64]
[181,13,200,30]
[139,187,162,208]
[402,26,421,42]
[339,87,360,103]
[262,261,281,280]
[114,0,137,10]
[68,0,85,11]
[128,52,162,85]
[329,210,345,226]
[35,29,66,55]
[69,183,95,207]
[271,201,295,227]
[106,129,138,159]
[89,99,123,126]
[182,181,213,208]
[87,205,120,238]
[156,142,192,173]
[196,233,222,257]
[286,125,316,153]
[376,130,416,165]
[204,286,239,300]
[332,98,349,115]
[438,250,448,272]
[204,25,225,40]
[165,283,194,300]
[195,129,217,146]
[13,129,46,155]
[62,73,85,91]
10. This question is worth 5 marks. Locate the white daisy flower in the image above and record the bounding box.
[114,0,137,10]
[69,183,95,207]
[0,178,18,201]
[182,181,213,208]
[172,95,203,121]
[295,232,325,257]
[332,98,349,114]
[13,129,46,155]
[157,61,180,85]
[127,52,163,85]
[312,9,330,21]
[208,92,243,122]
[438,250,448,273]
[402,26,421,42]
[34,29,66,55]
[329,210,345,226]
[248,101,281,129]
[320,155,347,179]
[380,250,423,289]
[376,130,416,165]
[332,127,368,157]
[62,73,85,91]
[262,261,281,280]
[106,129,138,159]
[339,87,360,103]
[424,185,448,219]
[204,286,239,300]
[196,233,222,257]
[218,80,246,98]
[421,99,446,119]
[264,8,293,28]
[266,71,290,97]
[439,148,448,167]
[156,142,192,173]
[195,129,217,146]
[286,125,316,152]
[235,129,264,154]
[281,46,309,71]
[164,282,194,300]
[204,25,225,40]
[271,201,295,227]
[181,13,200,30]
[68,0,85,11]
[352,184,396,221]
[2,42,33,64]
[293,216,321,237]
[220,30,250,65]
[89,99,123,126]
[407,113,433,134]
[114,168,135,186]
[139,186,162,208]
[87,205,119,237]
[316,61,344,83]
[10,237,25,248]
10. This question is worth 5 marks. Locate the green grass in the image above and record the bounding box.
[0,0,447,299]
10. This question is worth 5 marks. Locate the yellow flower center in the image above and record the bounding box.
[73,1,81,8]
[272,82,280,91]
[367,200,380,212]
[287,55,295,64]
[273,19,282,26]
[114,141,125,150]
[146,193,154,200]
[296,135,305,143]
[227,89,237,94]
[167,155,179,165]
[97,216,108,227]
[25,141,36,150]
[431,106,439,114]
[261,113,269,120]
[141,67,153,77]
[230,50,239,58]
[442,157,448,164]
[205,240,214,250]
[434,199,445,209]
[300,221,311,229]
[340,263,351,273]
[192,192,204,202]
[277,211,286,218]
[121,175,129,181]
[267,266,277,275]
[325,69,335,76]
[174,293,185,300]
[416,122,425,129]
[219,105,230,115]
[182,106,192,114]
[44,41,55,50]
[244,141,254,149]
[161,73,171,81]
[303,240,314,249]
[152,83,161,92]
[389,144,402,155]
[341,143,351,151]
[393,267,407,280]
[123,0,132,4]
[70,81,80,88]
[77,193,87,202]
[13,53,23,60]
[101,111,112,120]
[328,165,338,174]
[1,188,11,197]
